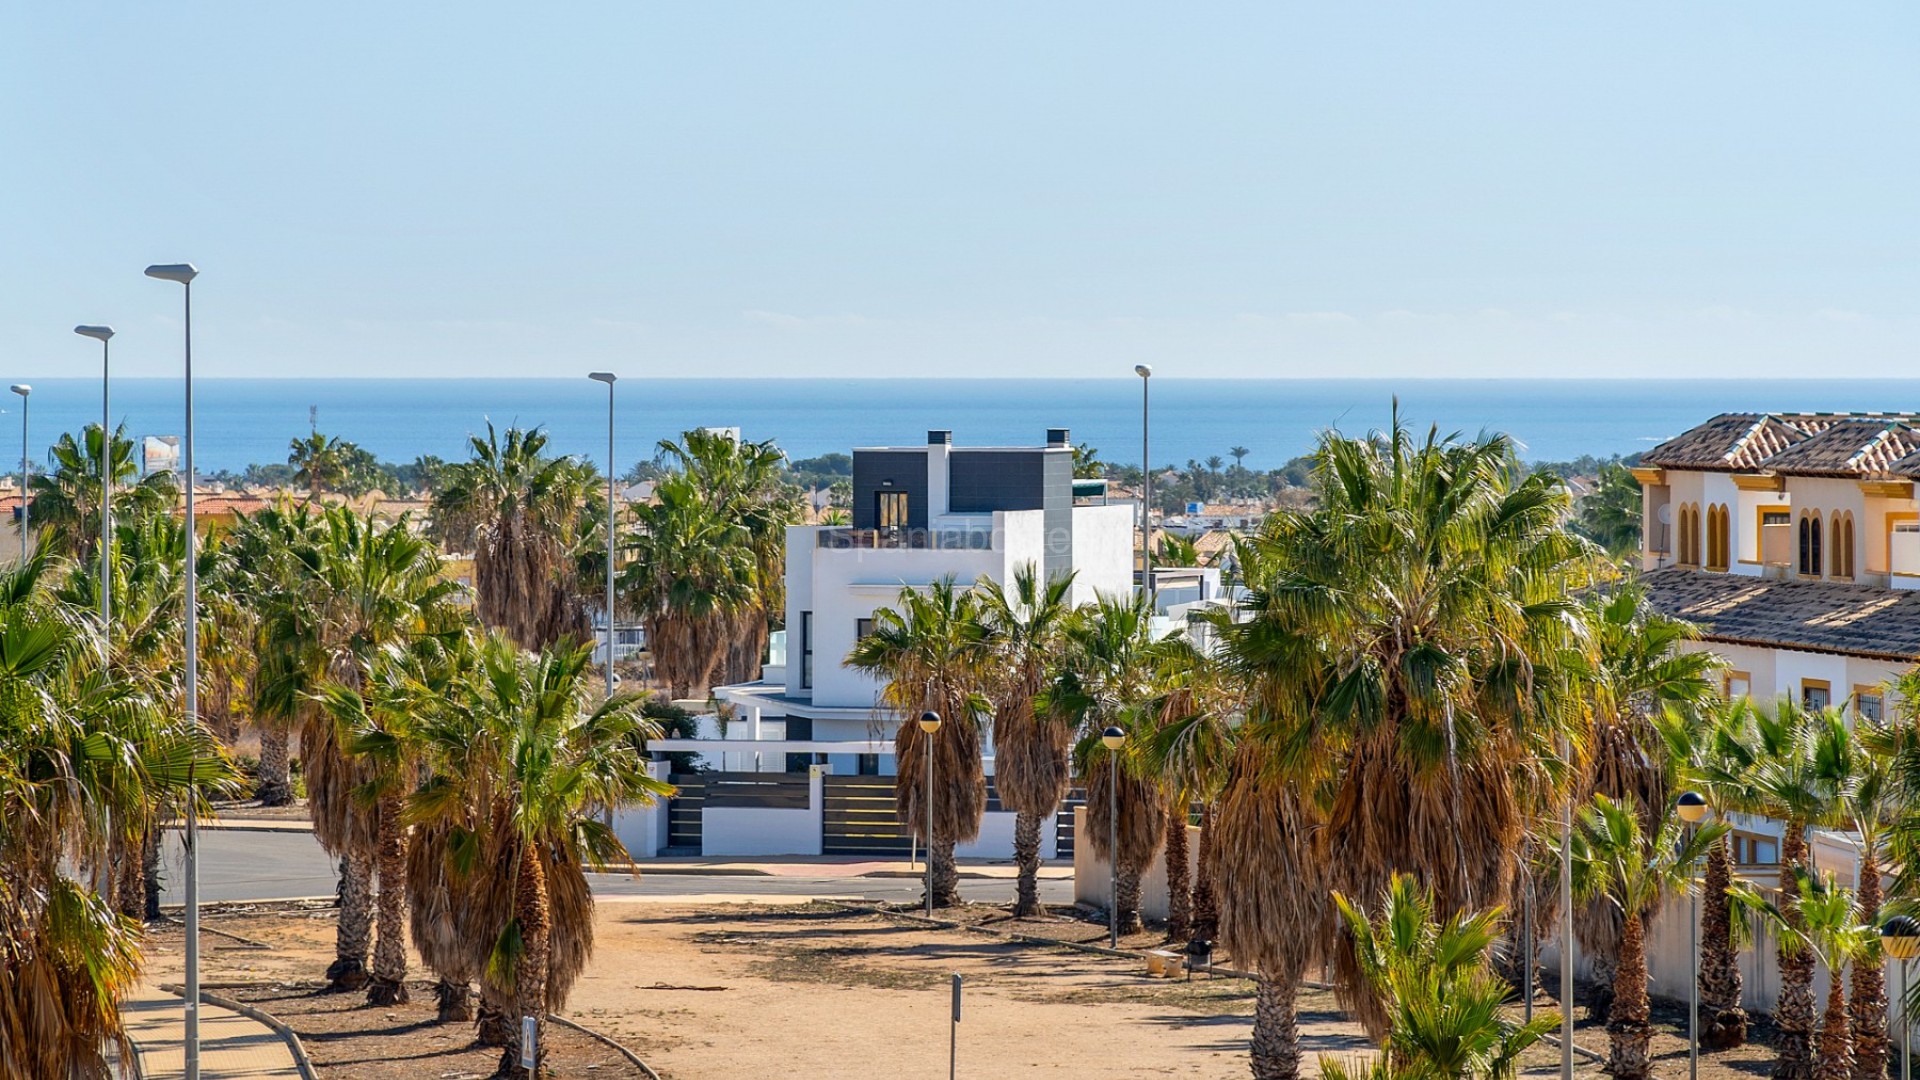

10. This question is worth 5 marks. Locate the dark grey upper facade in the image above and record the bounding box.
[850,430,1076,576]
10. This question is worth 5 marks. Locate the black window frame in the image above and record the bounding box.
[799,611,813,690]
[877,490,910,529]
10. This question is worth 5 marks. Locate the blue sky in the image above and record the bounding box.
[4,3,1915,379]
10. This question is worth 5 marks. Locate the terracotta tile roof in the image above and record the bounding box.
[1641,414,1809,471]
[1759,420,1920,477]
[1641,567,1920,662]
[1643,412,1920,477]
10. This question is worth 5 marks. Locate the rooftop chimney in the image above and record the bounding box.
[928,430,953,445]
[1047,428,1070,447]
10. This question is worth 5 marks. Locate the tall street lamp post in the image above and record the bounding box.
[1887,916,1920,1080]
[588,372,617,697]
[1559,732,1574,1080]
[145,262,201,1079]
[1134,365,1152,604]
[1677,790,1709,1080]
[76,326,115,625]
[1103,725,1126,948]
[918,711,942,917]
[9,384,27,560]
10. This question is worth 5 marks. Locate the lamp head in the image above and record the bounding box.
[1134,364,1153,379]
[9,385,28,398]
[1676,790,1709,824]
[588,372,617,384]
[1102,725,1126,751]
[74,325,115,342]
[144,263,199,284]
[917,711,942,734]
[1883,915,1920,960]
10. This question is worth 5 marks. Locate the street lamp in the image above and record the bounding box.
[1887,915,1920,1080]
[1677,790,1709,1080]
[588,372,617,698]
[9,384,27,560]
[918,711,942,918]
[75,326,115,627]
[145,261,202,1080]
[1134,365,1152,606]
[1103,724,1126,948]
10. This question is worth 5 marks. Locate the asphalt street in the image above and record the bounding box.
[158,828,1074,907]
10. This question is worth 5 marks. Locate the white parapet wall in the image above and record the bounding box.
[611,761,674,860]
[701,767,828,857]
[1071,806,1198,922]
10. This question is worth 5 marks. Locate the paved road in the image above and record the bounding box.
[160,828,1074,906]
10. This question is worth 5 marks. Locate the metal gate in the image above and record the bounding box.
[666,773,704,853]
[822,774,912,856]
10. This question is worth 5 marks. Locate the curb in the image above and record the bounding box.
[598,863,1064,881]
[163,821,316,834]
[548,1013,662,1079]
[155,983,319,1080]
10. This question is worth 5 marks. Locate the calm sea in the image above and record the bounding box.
[1,378,1917,476]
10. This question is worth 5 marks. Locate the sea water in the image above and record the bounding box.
[1,378,1917,475]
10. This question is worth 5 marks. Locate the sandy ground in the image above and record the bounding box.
[138,898,1789,1079]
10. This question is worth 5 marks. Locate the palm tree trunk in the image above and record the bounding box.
[328,849,374,991]
[1700,834,1749,1049]
[1818,968,1855,1080]
[113,831,146,921]
[142,828,163,922]
[255,723,293,806]
[1164,796,1191,942]
[1191,803,1218,942]
[931,838,961,908]
[1249,977,1300,1080]
[1777,821,1818,1080]
[1853,844,1888,1080]
[500,843,552,1080]
[435,979,473,1024]
[366,795,410,1006]
[1011,810,1043,917]
[1608,911,1654,1080]
[476,981,514,1046]
[1116,861,1144,936]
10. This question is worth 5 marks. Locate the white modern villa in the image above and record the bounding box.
[712,426,1135,775]
[617,428,1137,860]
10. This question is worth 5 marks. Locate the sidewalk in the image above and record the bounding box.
[121,986,305,1079]
[625,855,1074,879]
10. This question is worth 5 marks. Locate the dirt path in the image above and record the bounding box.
[569,900,1369,1079]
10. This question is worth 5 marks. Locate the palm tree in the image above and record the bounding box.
[28,423,175,563]
[1139,629,1241,942]
[1848,717,1912,1080]
[0,553,234,1077]
[1569,793,1727,1079]
[1327,873,1559,1080]
[620,473,756,698]
[976,564,1078,917]
[845,578,990,908]
[259,506,459,990]
[1218,415,1591,1052]
[288,430,352,497]
[433,423,595,651]
[1572,584,1719,1018]
[1735,870,1879,1080]
[1230,446,1251,469]
[1054,593,1168,936]
[1573,463,1643,560]
[1658,698,1762,1050]
[222,503,325,806]
[406,633,669,1073]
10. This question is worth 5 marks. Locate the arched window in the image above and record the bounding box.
[1678,503,1699,566]
[1831,513,1855,578]
[1707,504,1730,571]
[1799,511,1824,577]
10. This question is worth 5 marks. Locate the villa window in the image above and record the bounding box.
[1856,688,1885,723]
[1724,671,1751,700]
[1678,503,1701,566]
[855,617,874,642]
[1799,512,1823,577]
[1831,514,1855,579]
[1706,504,1730,571]
[1802,679,1831,710]
[799,611,813,689]
[877,490,910,529]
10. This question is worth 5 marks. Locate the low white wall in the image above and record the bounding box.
[955,809,1057,861]
[611,761,673,859]
[1071,806,1198,922]
[696,766,828,857]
